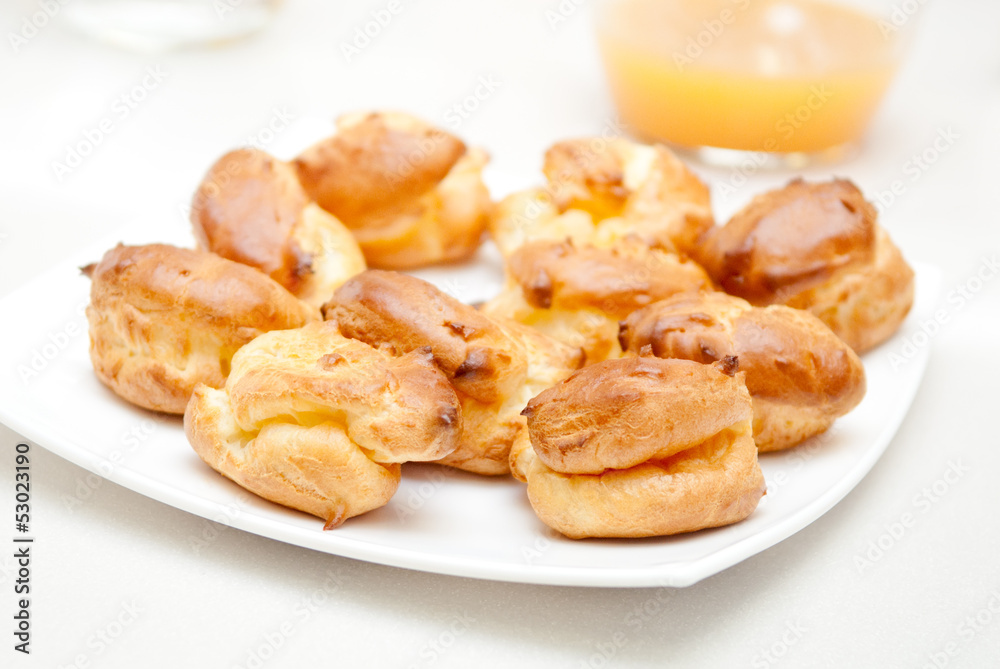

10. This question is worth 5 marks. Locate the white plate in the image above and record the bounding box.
[0,222,938,587]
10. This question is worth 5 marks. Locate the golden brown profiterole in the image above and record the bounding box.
[694,178,914,353]
[510,356,765,539]
[482,238,712,363]
[191,147,366,309]
[185,320,462,529]
[619,291,866,452]
[85,243,317,414]
[322,270,584,475]
[490,137,714,257]
[293,111,492,270]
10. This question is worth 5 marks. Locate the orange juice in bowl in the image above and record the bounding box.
[595,0,913,164]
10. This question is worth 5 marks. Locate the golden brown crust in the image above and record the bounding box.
[489,188,593,258]
[490,138,713,258]
[186,386,401,529]
[184,320,462,527]
[784,226,915,353]
[191,149,311,290]
[481,239,712,363]
[293,112,491,269]
[619,291,866,451]
[223,321,461,462]
[323,270,583,475]
[544,139,713,253]
[86,243,316,414]
[697,179,876,301]
[294,112,466,224]
[512,425,763,539]
[190,148,366,308]
[481,292,624,365]
[512,357,764,538]
[324,270,525,404]
[522,356,752,473]
[506,239,712,317]
[441,317,583,475]
[695,179,914,352]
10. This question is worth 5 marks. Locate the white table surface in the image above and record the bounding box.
[2,0,999,666]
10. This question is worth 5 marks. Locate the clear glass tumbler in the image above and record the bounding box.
[63,0,283,52]
[595,0,918,166]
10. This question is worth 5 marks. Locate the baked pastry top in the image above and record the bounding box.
[502,239,712,316]
[84,120,917,538]
[185,320,462,528]
[324,270,583,475]
[620,291,866,451]
[511,356,765,539]
[191,147,366,308]
[293,111,492,270]
[482,238,712,362]
[694,178,914,352]
[85,243,316,414]
[490,137,714,257]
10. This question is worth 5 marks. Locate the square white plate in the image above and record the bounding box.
[0,221,938,587]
